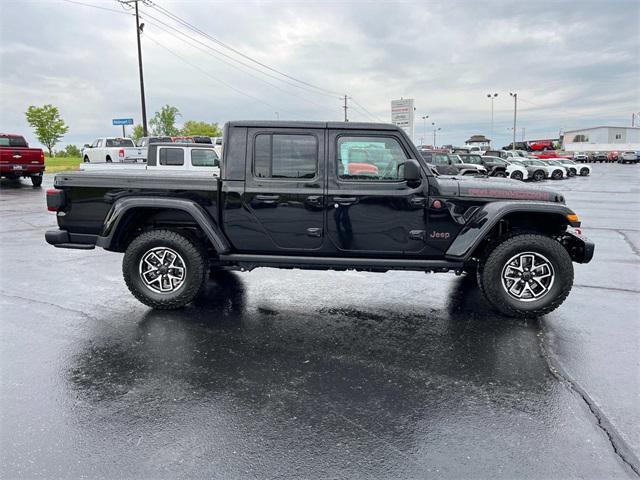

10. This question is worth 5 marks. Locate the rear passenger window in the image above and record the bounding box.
[191,149,219,167]
[159,147,184,166]
[254,134,317,179]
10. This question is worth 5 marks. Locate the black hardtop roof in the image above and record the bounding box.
[226,120,401,131]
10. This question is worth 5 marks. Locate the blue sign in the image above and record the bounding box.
[112,118,134,126]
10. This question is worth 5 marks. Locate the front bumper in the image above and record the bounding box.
[563,230,595,264]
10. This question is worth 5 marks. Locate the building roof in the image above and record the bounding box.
[465,134,490,144]
[563,126,640,134]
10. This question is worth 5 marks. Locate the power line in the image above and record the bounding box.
[144,33,300,118]
[350,97,384,122]
[61,0,133,15]
[147,0,344,98]
[136,8,342,102]
[140,19,339,115]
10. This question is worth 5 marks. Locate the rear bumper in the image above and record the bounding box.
[1,164,45,176]
[45,230,97,250]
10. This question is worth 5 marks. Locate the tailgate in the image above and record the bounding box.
[0,147,44,170]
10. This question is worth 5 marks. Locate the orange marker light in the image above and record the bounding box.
[567,213,580,223]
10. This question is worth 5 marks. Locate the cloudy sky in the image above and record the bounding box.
[1,0,638,149]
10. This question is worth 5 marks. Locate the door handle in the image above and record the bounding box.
[332,196,357,206]
[305,195,323,206]
[255,194,280,203]
[409,197,427,207]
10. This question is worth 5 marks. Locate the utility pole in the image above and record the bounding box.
[343,95,349,122]
[432,123,441,148]
[487,93,498,146]
[421,115,429,147]
[122,0,148,136]
[509,92,517,150]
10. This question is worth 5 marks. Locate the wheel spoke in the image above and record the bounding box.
[139,247,188,294]
[501,251,555,303]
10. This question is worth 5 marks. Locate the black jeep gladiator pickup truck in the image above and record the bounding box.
[45,121,594,317]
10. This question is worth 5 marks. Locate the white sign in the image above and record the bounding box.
[391,98,415,141]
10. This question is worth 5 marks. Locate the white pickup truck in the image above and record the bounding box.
[79,143,220,176]
[82,137,146,163]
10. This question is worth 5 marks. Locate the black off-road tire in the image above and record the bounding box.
[31,175,43,187]
[477,233,574,318]
[123,229,207,309]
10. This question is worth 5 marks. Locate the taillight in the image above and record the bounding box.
[46,188,66,212]
[118,148,125,158]
[40,151,45,163]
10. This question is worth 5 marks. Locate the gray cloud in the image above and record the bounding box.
[1,0,638,148]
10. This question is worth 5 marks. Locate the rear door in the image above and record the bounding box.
[325,129,429,255]
[243,128,326,252]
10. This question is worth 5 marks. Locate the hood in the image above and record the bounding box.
[436,175,565,203]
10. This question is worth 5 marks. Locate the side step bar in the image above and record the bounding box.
[217,254,464,272]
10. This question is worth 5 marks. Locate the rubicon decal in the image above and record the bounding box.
[462,188,552,201]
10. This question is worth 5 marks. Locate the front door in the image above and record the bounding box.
[243,128,326,252]
[325,130,430,255]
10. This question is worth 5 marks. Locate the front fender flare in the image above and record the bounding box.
[445,201,576,261]
[95,197,230,253]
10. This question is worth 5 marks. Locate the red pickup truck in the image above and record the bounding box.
[0,134,45,186]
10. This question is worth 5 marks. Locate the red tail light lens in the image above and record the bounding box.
[40,151,45,163]
[46,188,66,212]
[118,148,125,157]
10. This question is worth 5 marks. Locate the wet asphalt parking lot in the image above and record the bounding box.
[1,164,639,479]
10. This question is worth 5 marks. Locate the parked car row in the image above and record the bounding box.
[419,147,592,182]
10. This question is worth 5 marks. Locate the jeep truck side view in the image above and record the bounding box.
[45,121,594,317]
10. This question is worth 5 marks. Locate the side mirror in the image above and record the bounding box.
[214,159,220,167]
[403,159,422,181]
[83,144,91,148]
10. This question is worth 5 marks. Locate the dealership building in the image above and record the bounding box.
[562,126,640,152]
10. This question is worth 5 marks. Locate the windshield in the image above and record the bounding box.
[511,160,525,166]
[564,160,576,165]
[449,155,463,164]
[106,138,134,148]
[547,160,561,165]
[527,160,545,166]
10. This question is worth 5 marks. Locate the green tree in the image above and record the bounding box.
[131,124,145,142]
[149,105,181,136]
[56,144,81,157]
[24,104,69,156]
[181,120,222,137]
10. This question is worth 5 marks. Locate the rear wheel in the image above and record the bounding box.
[551,169,563,180]
[31,175,43,187]
[477,233,573,317]
[123,229,208,309]
[493,170,507,178]
[83,156,90,163]
[106,156,112,163]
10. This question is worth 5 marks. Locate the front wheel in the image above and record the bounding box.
[493,170,507,178]
[477,234,573,317]
[31,175,43,187]
[533,170,545,181]
[123,229,207,309]
[580,167,589,176]
[552,169,563,180]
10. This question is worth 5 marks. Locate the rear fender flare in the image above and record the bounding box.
[445,201,576,261]
[96,197,230,253]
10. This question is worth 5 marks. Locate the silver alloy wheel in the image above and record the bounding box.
[501,251,555,302]
[139,246,187,294]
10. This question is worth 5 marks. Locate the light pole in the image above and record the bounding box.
[522,127,525,142]
[275,111,279,120]
[421,115,429,147]
[509,92,518,150]
[487,93,498,146]
[432,122,441,148]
